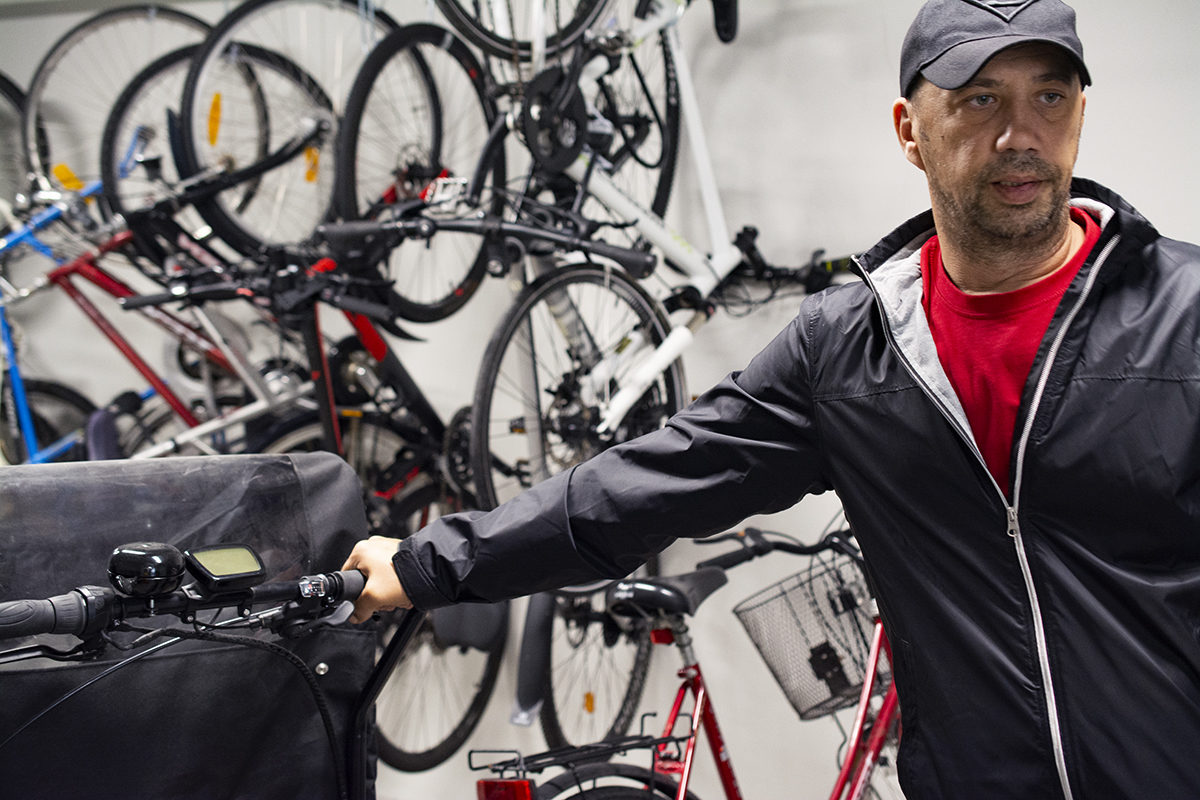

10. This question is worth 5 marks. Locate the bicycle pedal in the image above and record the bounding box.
[654,758,685,776]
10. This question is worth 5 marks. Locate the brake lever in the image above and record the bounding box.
[278,600,356,640]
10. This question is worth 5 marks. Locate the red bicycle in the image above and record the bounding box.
[470,525,903,800]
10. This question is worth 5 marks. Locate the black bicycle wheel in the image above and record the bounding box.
[252,406,409,491]
[581,3,680,228]
[178,0,399,255]
[0,378,95,463]
[0,71,27,215]
[470,263,686,509]
[434,0,609,62]
[538,582,652,750]
[371,475,507,772]
[99,45,203,222]
[336,23,505,323]
[535,762,700,800]
[22,5,210,193]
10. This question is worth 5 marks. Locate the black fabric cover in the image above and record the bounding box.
[0,453,376,799]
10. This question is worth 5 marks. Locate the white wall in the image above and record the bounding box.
[1,1,1198,798]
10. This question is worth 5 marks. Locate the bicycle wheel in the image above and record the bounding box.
[0,378,95,463]
[99,45,205,223]
[178,0,399,255]
[372,476,507,772]
[580,1,679,232]
[434,0,610,62]
[470,263,686,508]
[22,5,210,193]
[335,23,505,323]
[535,762,699,800]
[0,71,27,216]
[538,583,652,749]
[252,407,412,522]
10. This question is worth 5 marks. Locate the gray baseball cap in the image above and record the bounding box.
[900,0,1092,96]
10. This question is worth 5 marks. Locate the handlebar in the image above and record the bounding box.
[117,262,396,326]
[694,526,860,571]
[0,567,365,643]
[315,215,658,278]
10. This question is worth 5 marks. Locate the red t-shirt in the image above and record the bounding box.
[921,208,1101,496]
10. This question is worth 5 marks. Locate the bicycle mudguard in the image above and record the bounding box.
[510,591,557,725]
[84,390,144,460]
[0,453,377,799]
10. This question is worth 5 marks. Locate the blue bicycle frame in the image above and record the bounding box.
[0,181,103,463]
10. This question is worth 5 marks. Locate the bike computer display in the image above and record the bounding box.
[183,544,267,594]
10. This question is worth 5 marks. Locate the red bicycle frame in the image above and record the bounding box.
[42,229,235,428]
[651,626,746,800]
[829,618,899,800]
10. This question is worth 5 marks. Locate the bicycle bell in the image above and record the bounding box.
[108,541,186,597]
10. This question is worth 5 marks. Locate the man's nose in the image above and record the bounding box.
[995,103,1041,154]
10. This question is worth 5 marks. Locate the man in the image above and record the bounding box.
[345,1,1200,796]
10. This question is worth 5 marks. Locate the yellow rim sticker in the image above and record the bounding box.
[207,93,222,147]
[305,146,320,183]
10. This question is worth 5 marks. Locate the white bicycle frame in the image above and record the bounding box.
[554,0,746,434]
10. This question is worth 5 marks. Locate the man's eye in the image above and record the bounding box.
[968,95,995,107]
[1041,92,1064,104]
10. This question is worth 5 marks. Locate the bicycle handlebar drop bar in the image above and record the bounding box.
[314,214,658,279]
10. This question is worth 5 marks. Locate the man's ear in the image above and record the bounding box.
[893,98,925,172]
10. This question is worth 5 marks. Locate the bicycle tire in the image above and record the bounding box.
[99,45,205,222]
[583,0,680,222]
[22,4,210,193]
[434,0,610,62]
[535,762,701,800]
[177,0,399,255]
[470,262,686,509]
[251,407,415,524]
[0,377,95,463]
[335,22,505,323]
[0,71,27,216]
[539,583,652,749]
[371,475,507,772]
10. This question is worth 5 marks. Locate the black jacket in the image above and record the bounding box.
[395,179,1200,799]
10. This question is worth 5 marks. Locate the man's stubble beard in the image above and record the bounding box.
[928,153,1074,259]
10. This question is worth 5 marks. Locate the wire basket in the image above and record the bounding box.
[733,551,889,720]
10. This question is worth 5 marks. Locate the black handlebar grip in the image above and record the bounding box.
[0,591,85,639]
[120,290,180,310]
[584,240,657,279]
[328,292,395,324]
[712,0,738,43]
[695,548,757,571]
[337,569,366,602]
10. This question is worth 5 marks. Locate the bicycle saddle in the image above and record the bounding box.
[605,567,728,619]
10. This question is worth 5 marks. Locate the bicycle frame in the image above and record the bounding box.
[562,2,748,435]
[646,620,898,800]
[651,625,746,800]
[4,225,309,459]
[830,619,900,800]
[0,181,110,462]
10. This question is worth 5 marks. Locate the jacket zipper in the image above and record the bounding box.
[857,231,1121,800]
[1005,232,1119,800]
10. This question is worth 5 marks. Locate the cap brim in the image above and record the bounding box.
[921,35,1090,90]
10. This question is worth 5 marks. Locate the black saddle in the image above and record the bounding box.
[605,567,728,619]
